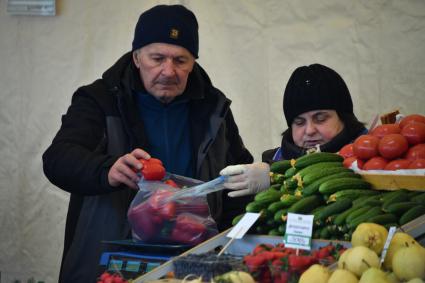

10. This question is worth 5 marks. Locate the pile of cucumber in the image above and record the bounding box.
[233,152,425,241]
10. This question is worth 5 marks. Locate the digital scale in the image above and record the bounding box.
[97,239,193,280]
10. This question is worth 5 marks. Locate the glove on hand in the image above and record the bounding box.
[219,162,270,197]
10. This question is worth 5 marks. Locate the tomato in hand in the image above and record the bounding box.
[401,121,425,145]
[339,143,355,158]
[363,156,388,170]
[405,143,425,160]
[384,159,411,170]
[378,134,409,160]
[370,124,400,138]
[353,135,380,160]
[408,159,425,169]
[399,114,425,129]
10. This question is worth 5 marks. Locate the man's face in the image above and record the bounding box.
[133,43,195,103]
[291,110,344,148]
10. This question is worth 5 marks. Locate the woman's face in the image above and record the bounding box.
[291,110,344,148]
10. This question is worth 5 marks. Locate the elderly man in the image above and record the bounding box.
[43,5,253,282]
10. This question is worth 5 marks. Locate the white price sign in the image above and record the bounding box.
[284,213,314,250]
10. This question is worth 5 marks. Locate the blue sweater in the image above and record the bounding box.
[136,92,194,177]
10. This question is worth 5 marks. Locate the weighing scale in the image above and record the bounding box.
[97,239,193,280]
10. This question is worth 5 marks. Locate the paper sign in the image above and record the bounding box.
[380,226,397,265]
[226,212,260,239]
[284,213,314,250]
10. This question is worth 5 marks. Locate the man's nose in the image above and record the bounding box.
[161,59,176,76]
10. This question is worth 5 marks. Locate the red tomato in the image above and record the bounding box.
[401,121,425,145]
[384,159,411,170]
[378,134,409,160]
[353,135,380,160]
[339,143,355,158]
[343,156,364,169]
[370,124,400,138]
[363,157,388,170]
[399,114,425,129]
[408,159,425,169]
[405,143,425,160]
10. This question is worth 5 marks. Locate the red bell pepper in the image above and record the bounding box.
[136,158,166,180]
[127,201,162,241]
[169,213,207,245]
[148,190,176,220]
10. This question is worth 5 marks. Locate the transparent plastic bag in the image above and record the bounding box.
[127,174,220,245]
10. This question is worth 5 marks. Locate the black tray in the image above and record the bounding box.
[101,239,193,255]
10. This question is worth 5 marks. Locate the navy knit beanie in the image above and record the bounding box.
[132,5,199,58]
[283,64,354,126]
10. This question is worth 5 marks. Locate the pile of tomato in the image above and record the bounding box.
[340,114,425,170]
[243,243,345,283]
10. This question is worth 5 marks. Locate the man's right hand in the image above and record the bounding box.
[108,148,151,189]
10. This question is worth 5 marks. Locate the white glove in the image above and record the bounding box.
[219,162,270,197]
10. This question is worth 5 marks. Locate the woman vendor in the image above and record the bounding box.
[220,63,366,197]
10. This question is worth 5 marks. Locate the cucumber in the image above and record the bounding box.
[270,160,292,174]
[318,177,371,195]
[385,201,419,215]
[274,208,288,223]
[345,206,372,224]
[381,189,409,204]
[348,207,383,229]
[410,193,425,205]
[314,198,353,221]
[288,195,323,214]
[294,152,344,169]
[267,201,288,214]
[302,171,361,196]
[296,161,343,178]
[328,189,379,202]
[382,191,410,211]
[368,213,398,225]
[319,226,332,239]
[283,178,298,191]
[399,205,425,225]
[407,191,423,199]
[246,200,270,213]
[333,205,358,226]
[278,224,286,234]
[280,194,302,206]
[254,188,282,202]
[268,228,281,236]
[302,167,353,186]
[352,194,382,207]
[271,173,285,185]
[284,167,298,179]
[232,213,245,226]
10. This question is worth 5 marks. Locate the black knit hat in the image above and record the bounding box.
[283,64,354,126]
[132,5,199,58]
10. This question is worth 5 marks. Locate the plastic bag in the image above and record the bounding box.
[127,174,219,246]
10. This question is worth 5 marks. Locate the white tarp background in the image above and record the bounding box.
[0,0,424,281]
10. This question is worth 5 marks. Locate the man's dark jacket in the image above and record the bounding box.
[42,52,253,282]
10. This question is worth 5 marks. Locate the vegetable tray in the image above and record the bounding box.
[132,229,350,282]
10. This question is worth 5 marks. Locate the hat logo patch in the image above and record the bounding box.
[170,28,179,39]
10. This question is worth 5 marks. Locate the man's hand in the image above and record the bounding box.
[108,148,151,189]
[219,162,270,197]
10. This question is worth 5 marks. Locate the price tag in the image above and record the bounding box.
[380,226,397,266]
[226,212,260,239]
[284,213,314,250]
